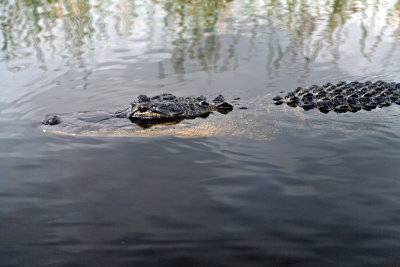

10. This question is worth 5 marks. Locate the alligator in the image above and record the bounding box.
[273,80,400,113]
[42,93,234,129]
[41,81,400,138]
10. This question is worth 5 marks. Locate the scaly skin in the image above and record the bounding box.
[274,81,400,113]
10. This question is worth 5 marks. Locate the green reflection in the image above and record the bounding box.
[0,0,400,74]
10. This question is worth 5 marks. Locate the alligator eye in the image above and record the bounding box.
[217,102,233,110]
[138,106,149,112]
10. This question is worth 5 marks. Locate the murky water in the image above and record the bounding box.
[1,0,400,266]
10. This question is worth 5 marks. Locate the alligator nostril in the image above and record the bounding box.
[42,115,61,125]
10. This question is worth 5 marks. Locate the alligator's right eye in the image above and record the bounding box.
[138,106,149,112]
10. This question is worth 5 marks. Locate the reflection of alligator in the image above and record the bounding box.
[42,93,234,129]
[274,81,400,113]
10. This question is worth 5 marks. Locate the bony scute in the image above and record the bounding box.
[274,81,400,113]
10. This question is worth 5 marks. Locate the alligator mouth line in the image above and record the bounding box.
[131,109,165,118]
[129,113,211,129]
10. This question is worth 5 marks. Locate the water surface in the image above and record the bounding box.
[1,0,400,266]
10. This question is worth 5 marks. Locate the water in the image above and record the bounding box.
[1,0,400,266]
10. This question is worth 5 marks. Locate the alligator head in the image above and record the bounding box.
[126,94,233,128]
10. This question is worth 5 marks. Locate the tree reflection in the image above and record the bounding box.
[0,0,400,74]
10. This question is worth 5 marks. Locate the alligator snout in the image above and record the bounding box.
[42,115,61,125]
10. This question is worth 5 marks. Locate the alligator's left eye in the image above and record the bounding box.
[138,106,149,112]
[217,102,233,109]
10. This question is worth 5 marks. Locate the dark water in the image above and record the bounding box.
[2,0,400,266]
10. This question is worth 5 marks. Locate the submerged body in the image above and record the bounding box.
[43,93,234,129]
[274,80,400,113]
